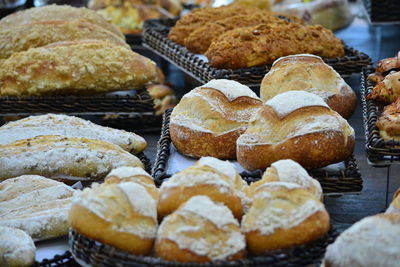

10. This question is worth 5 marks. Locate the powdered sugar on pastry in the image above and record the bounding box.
[0,226,35,266]
[108,166,151,179]
[200,79,258,101]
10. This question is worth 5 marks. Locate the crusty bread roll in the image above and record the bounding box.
[170,79,262,159]
[248,159,322,200]
[387,188,400,214]
[260,54,357,119]
[0,135,144,182]
[237,91,355,170]
[69,182,158,255]
[158,157,247,220]
[322,213,400,267]
[0,40,157,96]
[0,226,36,267]
[0,20,129,60]
[155,195,246,262]
[0,175,74,241]
[0,114,147,153]
[376,98,400,142]
[368,70,400,103]
[105,166,158,201]
[0,5,124,39]
[241,182,330,254]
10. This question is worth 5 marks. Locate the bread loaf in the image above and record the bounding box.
[376,98,400,142]
[260,54,357,118]
[0,40,157,96]
[170,79,262,159]
[387,188,400,214]
[0,114,147,153]
[155,195,246,262]
[236,91,355,170]
[0,135,144,181]
[0,175,74,241]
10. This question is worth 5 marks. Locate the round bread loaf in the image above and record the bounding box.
[237,91,355,170]
[322,213,400,267]
[260,54,357,119]
[170,79,262,159]
[155,195,246,262]
[68,182,157,255]
[241,182,330,254]
[247,159,323,200]
[387,188,400,214]
[158,157,247,220]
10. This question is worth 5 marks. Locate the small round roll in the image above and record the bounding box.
[387,188,400,214]
[155,195,246,262]
[68,182,157,255]
[241,182,330,254]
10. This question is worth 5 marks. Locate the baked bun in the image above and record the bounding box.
[376,98,400,142]
[158,157,247,220]
[69,182,157,255]
[322,213,400,267]
[170,79,262,159]
[368,70,400,103]
[387,188,400,214]
[237,91,355,170]
[0,5,124,39]
[0,114,147,153]
[248,159,322,200]
[241,182,330,254]
[0,40,157,96]
[155,195,246,262]
[0,226,36,267]
[105,166,158,201]
[0,135,144,182]
[0,175,74,241]
[260,54,357,119]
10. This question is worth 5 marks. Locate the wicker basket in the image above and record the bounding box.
[142,18,371,87]
[35,251,76,267]
[152,109,363,193]
[361,66,400,166]
[362,0,400,24]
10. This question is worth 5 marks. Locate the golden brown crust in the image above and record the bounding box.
[376,98,400,141]
[368,71,400,103]
[0,40,157,96]
[326,93,357,119]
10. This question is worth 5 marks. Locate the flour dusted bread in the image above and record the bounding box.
[0,5,124,39]
[0,114,147,153]
[376,98,400,142]
[170,79,262,159]
[0,226,35,267]
[69,182,157,255]
[155,195,246,262]
[260,54,357,118]
[387,188,400,214]
[158,157,248,219]
[0,40,157,96]
[242,182,329,254]
[0,20,129,59]
[0,135,143,181]
[0,175,74,241]
[237,91,355,170]
[322,213,400,267]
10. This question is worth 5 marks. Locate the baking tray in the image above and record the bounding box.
[142,18,371,87]
[361,66,400,166]
[362,0,400,25]
[152,109,363,194]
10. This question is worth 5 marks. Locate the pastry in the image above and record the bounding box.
[170,79,262,159]
[237,91,355,170]
[158,157,247,219]
[0,5,124,39]
[376,98,400,142]
[205,23,344,69]
[0,226,36,267]
[0,114,147,153]
[260,54,357,119]
[0,20,129,59]
[248,159,322,200]
[375,51,400,74]
[0,40,157,96]
[155,195,246,262]
[147,84,177,115]
[0,135,144,181]
[241,182,330,254]
[105,166,158,201]
[368,70,400,103]
[322,213,400,267]
[0,175,74,241]
[69,182,157,255]
[387,188,400,214]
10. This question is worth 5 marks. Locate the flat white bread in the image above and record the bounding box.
[0,40,158,96]
[0,135,144,181]
[0,226,36,267]
[0,20,129,59]
[0,5,124,39]
[0,114,147,153]
[0,175,74,241]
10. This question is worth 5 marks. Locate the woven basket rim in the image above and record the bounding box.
[35,251,75,267]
